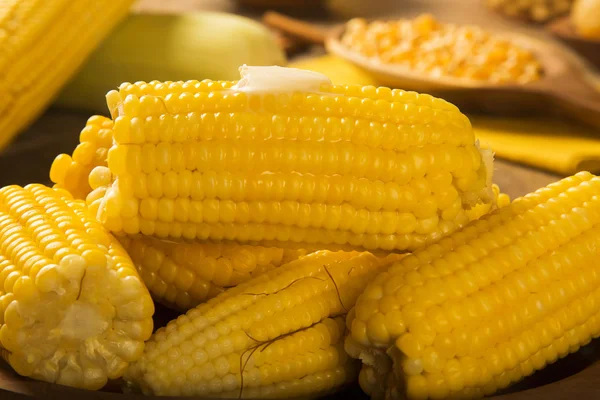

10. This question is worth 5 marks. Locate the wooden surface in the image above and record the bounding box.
[1,0,598,399]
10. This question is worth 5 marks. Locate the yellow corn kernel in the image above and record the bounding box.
[125,250,402,397]
[0,184,154,390]
[340,14,543,84]
[466,183,511,221]
[0,0,133,151]
[50,116,114,200]
[118,235,306,311]
[349,172,600,399]
[93,67,495,252]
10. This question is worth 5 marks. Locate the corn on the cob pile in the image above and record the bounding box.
[341,15,543,84]
[86,65,495,252]
[346,171,600,399]
[0,0,134,150]
[487,0,573,22]
[50,116,306,311]
[124,250,403,397]
[119,235,306,311]
[0,184,154,389]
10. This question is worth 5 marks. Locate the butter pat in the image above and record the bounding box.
[231,65,332,93]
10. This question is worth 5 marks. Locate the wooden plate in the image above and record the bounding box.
[2,302,600,399]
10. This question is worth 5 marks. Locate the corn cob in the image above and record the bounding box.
[346,171,600,399]
[50,116,114,200]
[341,15,543,84]
[118,235,306,311]
[88,65,495,252]
[54,12,287,114]
[0,0,134,150]
[124,250,403,397]
[55,115,505,227]
[0,184,154,389]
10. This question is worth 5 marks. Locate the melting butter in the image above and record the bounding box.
[231,65,332,93]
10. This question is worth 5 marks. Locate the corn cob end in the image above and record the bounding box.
[0,185,154,389]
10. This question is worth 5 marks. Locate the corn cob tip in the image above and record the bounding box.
[0,185,154,389]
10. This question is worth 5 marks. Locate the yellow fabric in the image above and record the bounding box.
[290,55,600,175]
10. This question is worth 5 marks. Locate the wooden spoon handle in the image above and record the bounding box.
[537,75,600,129]
[262,11,328,45]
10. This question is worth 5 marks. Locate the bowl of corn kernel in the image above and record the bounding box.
[333,14,545,88]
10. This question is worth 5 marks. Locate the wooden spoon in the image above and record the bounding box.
[263,12,600,129]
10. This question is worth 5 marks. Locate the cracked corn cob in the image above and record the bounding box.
[0,0,134,150]
[345,171,600,399]
[88,65,495,252]
[124,250,403,397]
[0,184,154,389]
[50,119,306,310]
[119,235,306,311]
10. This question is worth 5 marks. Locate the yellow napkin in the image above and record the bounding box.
[290,55,600,175]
